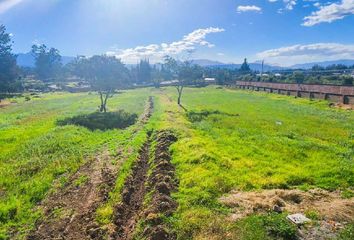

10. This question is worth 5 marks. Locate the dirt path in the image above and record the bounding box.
[28,97,154,240]
[28,149,115,240]
[112,130,178,240]
[113,135,152,240]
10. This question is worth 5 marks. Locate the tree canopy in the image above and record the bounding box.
[240,58,251,73]
[73,55,130,112]
[0,24,19,94]
[163,56,203,105]
[31,44,62,81]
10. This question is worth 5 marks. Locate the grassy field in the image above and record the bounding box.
[0,86,353,239]
[0,89,150,238]
[157,87,353,239]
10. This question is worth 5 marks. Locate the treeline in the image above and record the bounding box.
[1,23,353,101]
[312,64,354,71]
[238,70,354,86]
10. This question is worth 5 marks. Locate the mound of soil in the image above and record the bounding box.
[142,131,178,240]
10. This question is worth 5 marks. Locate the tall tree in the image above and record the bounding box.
[73,55,130,112]
[163,56,203,106]
[136,59,152,84]
[0,24,19,95]
[31,44,62,82]
[240,58,251,73]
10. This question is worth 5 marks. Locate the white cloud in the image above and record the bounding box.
[0,0,24,14]
[277,0,297,13]
[268,0,278,2]
[257,43,354,66]
[107,27,225,63]
[284,0,297,10]
[303,0,354,26]
[237,5,262,13]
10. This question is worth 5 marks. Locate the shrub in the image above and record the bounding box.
[57,110,137,131]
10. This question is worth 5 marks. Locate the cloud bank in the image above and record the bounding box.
[237,5,262,13]
[107,27,225,63]
[303,0,354,26]
[257,43,354,66]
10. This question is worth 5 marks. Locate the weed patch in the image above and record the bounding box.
[186,109,239,123]
[57,110,137,131]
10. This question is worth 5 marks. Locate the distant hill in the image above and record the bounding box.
[17,53,75,67]
[191,59,225,67]
[291,59,354,69]
[191,59,285,71]
[192,59,354,71]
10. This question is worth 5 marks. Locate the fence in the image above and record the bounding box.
[235,81,354,104]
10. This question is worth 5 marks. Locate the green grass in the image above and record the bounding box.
[156,86,353,239]
[1,86,353,239]
[0,89,150,239]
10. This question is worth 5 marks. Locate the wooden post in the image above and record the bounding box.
[343,95,349,104]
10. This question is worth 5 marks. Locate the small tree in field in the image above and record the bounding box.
[73,55,130,112]
[163,56,203,106]
[0,24,19,97]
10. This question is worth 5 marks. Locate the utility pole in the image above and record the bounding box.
[261,59,264,81]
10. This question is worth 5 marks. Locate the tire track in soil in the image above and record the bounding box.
[27,97,154,240]
[113,135,152,240]
[112,131,178,240]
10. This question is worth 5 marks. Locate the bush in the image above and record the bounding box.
[57,110,137,130]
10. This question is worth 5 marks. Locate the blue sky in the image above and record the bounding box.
[0,0,354,66]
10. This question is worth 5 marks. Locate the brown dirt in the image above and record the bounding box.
[0,100,12,108]
[220,189,354,222]
[113,137,151,240]
[112,130,178,240]
[139,96,154,125]
[330,102,354,110]
[220,189,354,240]
[141,131,178,240]
[28,148,116,240]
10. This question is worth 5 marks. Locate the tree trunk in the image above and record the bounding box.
[99,92,104,112]
[103,91,110,113]
[176,85,183,105]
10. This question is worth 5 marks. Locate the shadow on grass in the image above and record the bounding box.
[57,110,138,131]
[186,109,239,123]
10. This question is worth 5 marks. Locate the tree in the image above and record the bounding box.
[311,64,324,71]
[0,24,19,95]
[163,56,203,106]
[136,59,151,84]
[151,65,163,88]
[293,71,305,84]
[31,44,62,81]
[73,55,130,112]
[240,58,251,73]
